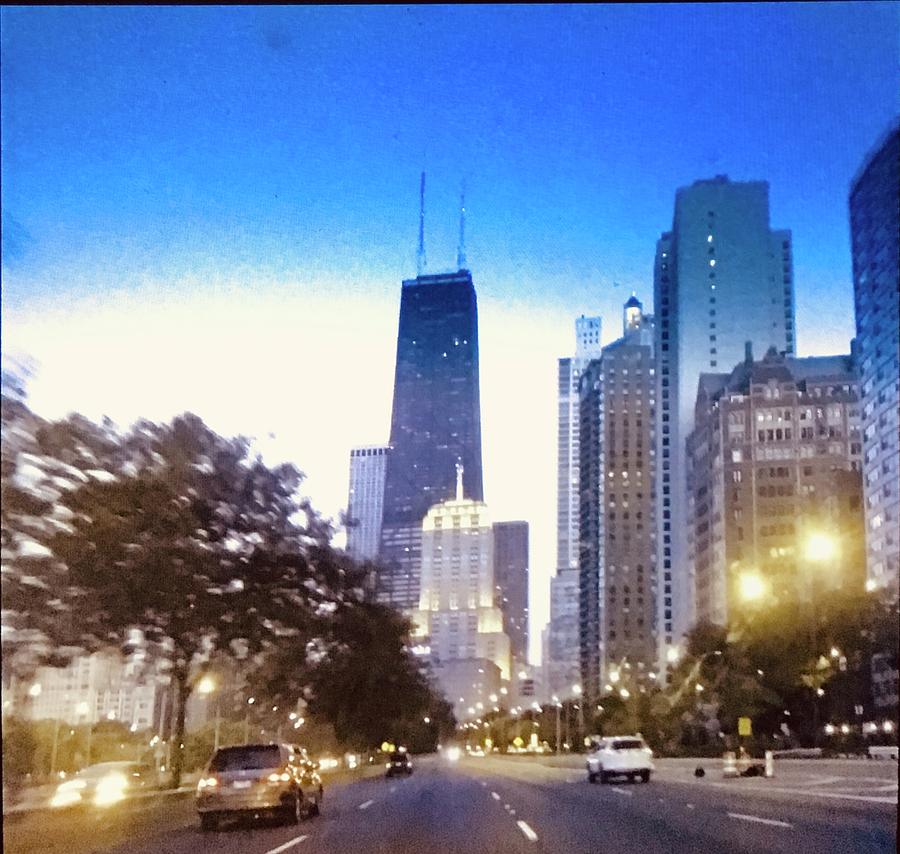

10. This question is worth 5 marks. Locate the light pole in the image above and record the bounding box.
[244,697,255,745]
[572,685,584,748]
[76,701,92,767]
[804,531,838,748]
[197,676,220,752]
[552,696,561,754]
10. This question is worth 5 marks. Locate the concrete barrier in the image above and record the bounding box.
[868,745,898,760]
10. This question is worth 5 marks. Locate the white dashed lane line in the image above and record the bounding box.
[686,803,695,810]
[491,791,501,801]
[264,835,308,854]
[358,799,375,810]
[727,812,794,829]
[610,786,633,796]
[517,820,539,842]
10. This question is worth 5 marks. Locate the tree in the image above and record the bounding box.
[257,598,455,752]
[49,413,349,787]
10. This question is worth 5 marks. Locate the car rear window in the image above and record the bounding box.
[210,745,281,771]
[613,739,644,750]
[389,752,408,761]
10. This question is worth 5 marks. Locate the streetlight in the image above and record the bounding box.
[552,695,562,754]
[28,683,42,698]
[76,701,92,767]
[572,685,584,744]
[804,530,839,747]
[738,570,769,603]
[197,676,220,752]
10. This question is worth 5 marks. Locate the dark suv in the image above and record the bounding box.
[385,751,412,777]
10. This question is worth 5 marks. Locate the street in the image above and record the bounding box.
[35,756,890,854]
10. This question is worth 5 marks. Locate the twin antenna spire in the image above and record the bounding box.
[415,172,468,276]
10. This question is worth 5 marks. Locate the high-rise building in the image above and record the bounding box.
[19,652,161,730]
[492,521,529,666]
[378,269,484,609]
[558,316,603,574]
[543,572,581,701]
[578,297,657,702]
[545,316,602,701]
[654,176,795,664]
[411,467,510,721]
[346,445,390,562]
[850,121,900,595]
[687,347,864,625]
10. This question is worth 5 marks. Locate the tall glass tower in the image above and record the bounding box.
[377,269,485,608]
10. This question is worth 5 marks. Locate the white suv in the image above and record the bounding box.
[586,736,654,784]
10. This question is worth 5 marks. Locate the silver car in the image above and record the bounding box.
[196,743,323,831]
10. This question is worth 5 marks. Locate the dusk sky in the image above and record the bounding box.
[2,4,897,662]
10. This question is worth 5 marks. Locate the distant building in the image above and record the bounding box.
[411,466,510,720]
[346,445,390,562]
[655,175,795,663]
[579,297,657,702]
[433,659,502,725]
[378,270,484,609]
[19,652,161,730]
[492,521,529,666]
[543,571,581,702]
[850,120,900,595]
[545,316,602,701]
[687,347,864,625]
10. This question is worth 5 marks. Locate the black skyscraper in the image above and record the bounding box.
[378,270,485,609]
[493,521,529,665]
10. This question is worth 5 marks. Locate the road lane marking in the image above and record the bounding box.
[686,803,695,809]
[611,786,633,796]
[480,781,487,787]
[694,780,899,804]
[517,820,539,842]
[728,813,793,829]
[265,835,308,854]
[491,791,501,800]
[390,785,397,793]
[358,799,375,810]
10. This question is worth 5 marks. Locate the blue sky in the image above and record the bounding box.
[2,4,898,662]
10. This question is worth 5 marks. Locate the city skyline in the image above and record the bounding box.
[3,5,897,663]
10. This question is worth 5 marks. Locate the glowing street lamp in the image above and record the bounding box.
[804,532,838,563]
[196,676,220,751]
[28,683,42,698]
[738,570,768,603]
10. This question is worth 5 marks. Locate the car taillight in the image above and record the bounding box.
[197,777,218,789]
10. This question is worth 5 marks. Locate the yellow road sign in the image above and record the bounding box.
[738,717,752,737]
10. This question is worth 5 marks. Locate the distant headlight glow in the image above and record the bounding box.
[93,773,128,807]
[445,746,461,762]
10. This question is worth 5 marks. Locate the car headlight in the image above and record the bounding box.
[445,746,460,762]
[197,776,218,790]
[267,772,291,783]
[51,779,86,808]
[94,773,128,807]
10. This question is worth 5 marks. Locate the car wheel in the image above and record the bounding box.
[199,812,218,832]
[588,771,597,783]
[640,770,651,783]
[309,793,321,817]
[284,792,301,825]
[599,771,610,784]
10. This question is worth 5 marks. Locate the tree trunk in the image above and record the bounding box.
[170,668,191,789]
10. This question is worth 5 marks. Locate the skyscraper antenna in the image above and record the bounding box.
[417,172,427,276]
[457,179,467,270]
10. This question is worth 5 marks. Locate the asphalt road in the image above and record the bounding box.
[19,756,899,854]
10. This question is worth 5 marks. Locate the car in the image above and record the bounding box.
[196,743,323,832]
[50,761,157,809]
[385,750,412,777]
[586,736,654,784]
